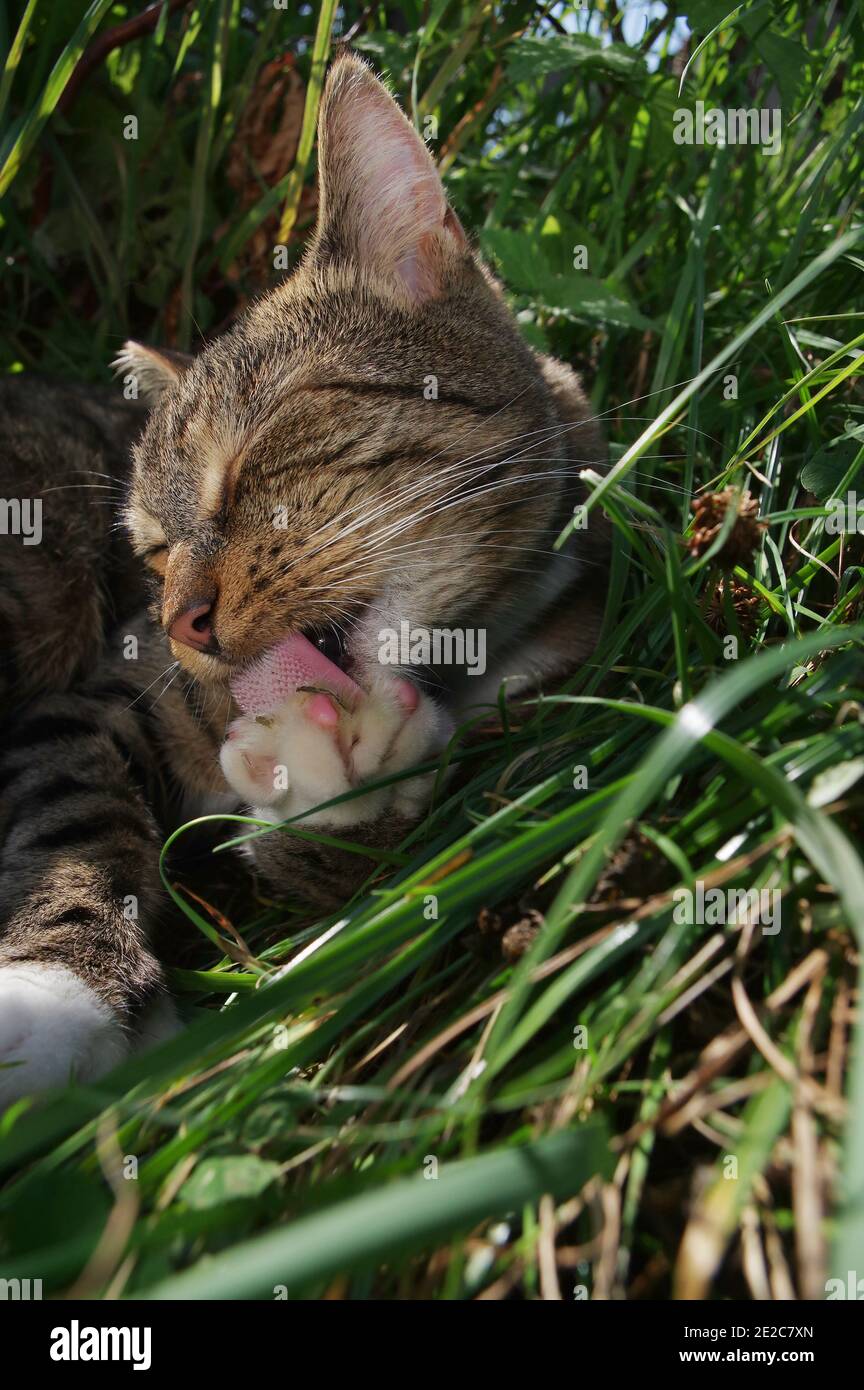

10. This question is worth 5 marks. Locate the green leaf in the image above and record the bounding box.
[481,228,657,332]
[800,438,860,499]
[179,1155,282,1211]
[147,1125,612,1299]
[506,34,646,86]
[807,757,864,808]
[753,32,808,110]
[684,0,750,27]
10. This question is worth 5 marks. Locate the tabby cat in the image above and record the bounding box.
[0,54,606,1102]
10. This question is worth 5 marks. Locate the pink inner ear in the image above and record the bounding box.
[331,83,456,302]
[394,234,438,301]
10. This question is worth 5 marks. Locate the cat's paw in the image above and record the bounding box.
[0,963,129,1107]
[220,670,452,826]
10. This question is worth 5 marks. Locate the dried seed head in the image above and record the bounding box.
[704,578,762,637]
[593,829,672,904]
[689,488,765,569]
[477,907,503,936]
[501,910,543,961]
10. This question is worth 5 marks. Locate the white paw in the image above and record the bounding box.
[0,963,130,1106]
[220,669,453,826]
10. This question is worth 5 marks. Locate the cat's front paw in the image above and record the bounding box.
[0,963,129,1106]
[220,670,452,827]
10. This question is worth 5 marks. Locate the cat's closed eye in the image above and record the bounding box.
[126,500,166,554]
[144,545,168,576]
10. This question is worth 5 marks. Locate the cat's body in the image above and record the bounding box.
[0,55,607,1102]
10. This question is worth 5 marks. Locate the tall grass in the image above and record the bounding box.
[0,0,862,1299]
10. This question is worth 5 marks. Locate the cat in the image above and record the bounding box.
[0,53,607,1103]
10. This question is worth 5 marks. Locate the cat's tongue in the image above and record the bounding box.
[232,632,362,715]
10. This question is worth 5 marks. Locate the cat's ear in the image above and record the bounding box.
[111,342,192,403]
[310,52,468,302]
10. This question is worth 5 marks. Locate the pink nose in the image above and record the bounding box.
[168,601,217,653]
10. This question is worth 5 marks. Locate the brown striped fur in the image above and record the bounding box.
[0,55,607,1099]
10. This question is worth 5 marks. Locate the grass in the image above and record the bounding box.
[1,0,863,1299]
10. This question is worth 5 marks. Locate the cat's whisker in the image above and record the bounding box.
[41,483,126,494]
[147,662,183,713]
[343,463,605,561]
[321,409,645,557]
[317,530,590,573]
[300,534,597,597]
[316,458,554,561]
[316,520,577,564]
[608,414,727,450]
[293,412,611,564]
[293,433,545,559]
[294,382,536,528]
[291,406,621,560]
[487,461,695,495]
[66,468,127,482]
[123,660,180,710]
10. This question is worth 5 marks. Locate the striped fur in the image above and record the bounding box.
[0,55,608,1099]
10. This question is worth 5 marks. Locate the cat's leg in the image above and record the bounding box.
[219,670,453,905]
[0,689,177,1105]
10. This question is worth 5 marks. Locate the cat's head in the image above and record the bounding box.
[120,54,604,696]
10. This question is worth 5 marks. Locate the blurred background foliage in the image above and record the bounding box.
[0,2,857,379]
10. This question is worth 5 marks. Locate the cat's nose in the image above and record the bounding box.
[168,600,220,654]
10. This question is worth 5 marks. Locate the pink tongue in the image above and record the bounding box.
[232,632,362,714]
